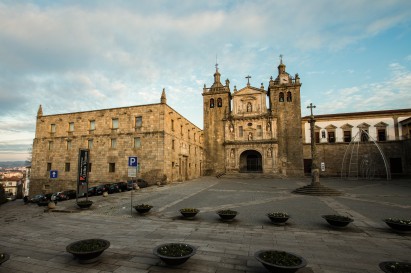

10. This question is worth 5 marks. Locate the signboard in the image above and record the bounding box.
[77,149,90,197]
[321,162,325,172]
[128,156,138,178]
[50,170,58,179]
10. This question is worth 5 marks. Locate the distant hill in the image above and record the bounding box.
[0,161,31,168]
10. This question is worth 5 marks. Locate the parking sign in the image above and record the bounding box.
[128,156,138,167]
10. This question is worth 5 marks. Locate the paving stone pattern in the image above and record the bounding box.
[0,177,410,273]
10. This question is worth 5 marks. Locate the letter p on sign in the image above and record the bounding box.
[128,156,138,167]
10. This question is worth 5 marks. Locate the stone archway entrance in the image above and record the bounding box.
[239,150,262,172]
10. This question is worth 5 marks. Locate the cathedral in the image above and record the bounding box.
[202,59,304,176]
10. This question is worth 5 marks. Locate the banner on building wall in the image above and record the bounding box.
[77,149,89,197]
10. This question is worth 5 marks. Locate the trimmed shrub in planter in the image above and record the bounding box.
[66,239,110,262]
[267,212,290,224]
[216,209,238,221]
[322,214,353,227]
[153,243,196,266]
[134,204,153,214]
[379,261,411,273]
[179,208,199,219]
[255,250,307,273]
[0,253,10,265]
[383,218,411,232]
[77,200,93,209]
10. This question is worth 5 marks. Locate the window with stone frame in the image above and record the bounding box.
[172,139,175,150]
[50,124,56,133]
[68,122,74,132]
[286,91,292,102]
[328,131,336,143]
[48,141,53,150]
[109,163,115,173]
[279,92,284,102]
[88,139,93,149]
[315,132,320,143]
[360,130,369,142]
[111,138,117,148]
[377,129,386,141]
[134,137,141,148]
[112,118,119,129]
[210,98,215,108]
[65,163,70,172]
[66,140,72,150]
[135,116,142,129]
[217,98,222,107]
[374,122,388,142]
[239,126,243,138]
[341,124,353,143]
[171,119,174,131]
[89,120,95,131]
[47,162,52,171]
[325,125,337,143]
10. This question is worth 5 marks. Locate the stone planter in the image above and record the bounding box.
[383,219,411,232]
[153,243,196,266]
[66,238,110,263]
[322,215,353,227]
[216,209,238,221]
[0,253,9,266]
[77,200,93,209]
[179,208,199,219]
[134,204,153,214]
[379,261,411,273]
[267,212,290,224]
[255,250,307,273]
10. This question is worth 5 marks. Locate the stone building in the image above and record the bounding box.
[301,108,411,177]
[30,90,203,195]
[202,59,303,176]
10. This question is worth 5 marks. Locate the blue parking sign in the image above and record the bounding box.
[50,170,58,179]
[128,156,138,167]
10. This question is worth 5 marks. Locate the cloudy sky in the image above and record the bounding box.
[0,0,410,161]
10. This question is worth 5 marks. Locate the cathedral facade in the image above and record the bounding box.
[202,60,304,176]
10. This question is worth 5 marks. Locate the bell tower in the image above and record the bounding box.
[268,56,304,175]
[202,64,231,175]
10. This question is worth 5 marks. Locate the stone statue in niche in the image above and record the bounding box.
[267,122,271,131]
[248,132,253,140]
[267,148,272,157]
[229,124,234,133]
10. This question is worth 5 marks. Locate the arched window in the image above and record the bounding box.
[279,92,284,102]
[210,98,215,108]
[217,98,222,107]
[286,92,292,102]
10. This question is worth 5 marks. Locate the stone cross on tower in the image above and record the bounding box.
[279,54,283,64]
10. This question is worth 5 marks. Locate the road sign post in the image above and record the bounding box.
[128,156,138,216]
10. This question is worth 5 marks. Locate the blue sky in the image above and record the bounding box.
[0,0,410,161]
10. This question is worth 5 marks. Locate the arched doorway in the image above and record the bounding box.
[239,150,262,172]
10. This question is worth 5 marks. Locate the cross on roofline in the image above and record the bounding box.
[245,75,251,85]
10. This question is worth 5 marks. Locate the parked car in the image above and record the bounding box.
[115,182,128,192]
[54,191,68,201]
[108,183,120,194]
[29,194,46,203]
[95,184,110,195]
[127,180,136,190]
[88,186,97,196]
[63,190,77,199]
[137,178,148,188]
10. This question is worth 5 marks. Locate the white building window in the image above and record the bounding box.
[112,118,119,129]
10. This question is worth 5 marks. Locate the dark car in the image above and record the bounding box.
[115,182,128,192]
[88,186,97,196]
[95,184,110,195]
[55,191,68,201]
[137,178,148,188]
[108,183,120,194]
[29,194,47,203]
[63,190,77,199]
